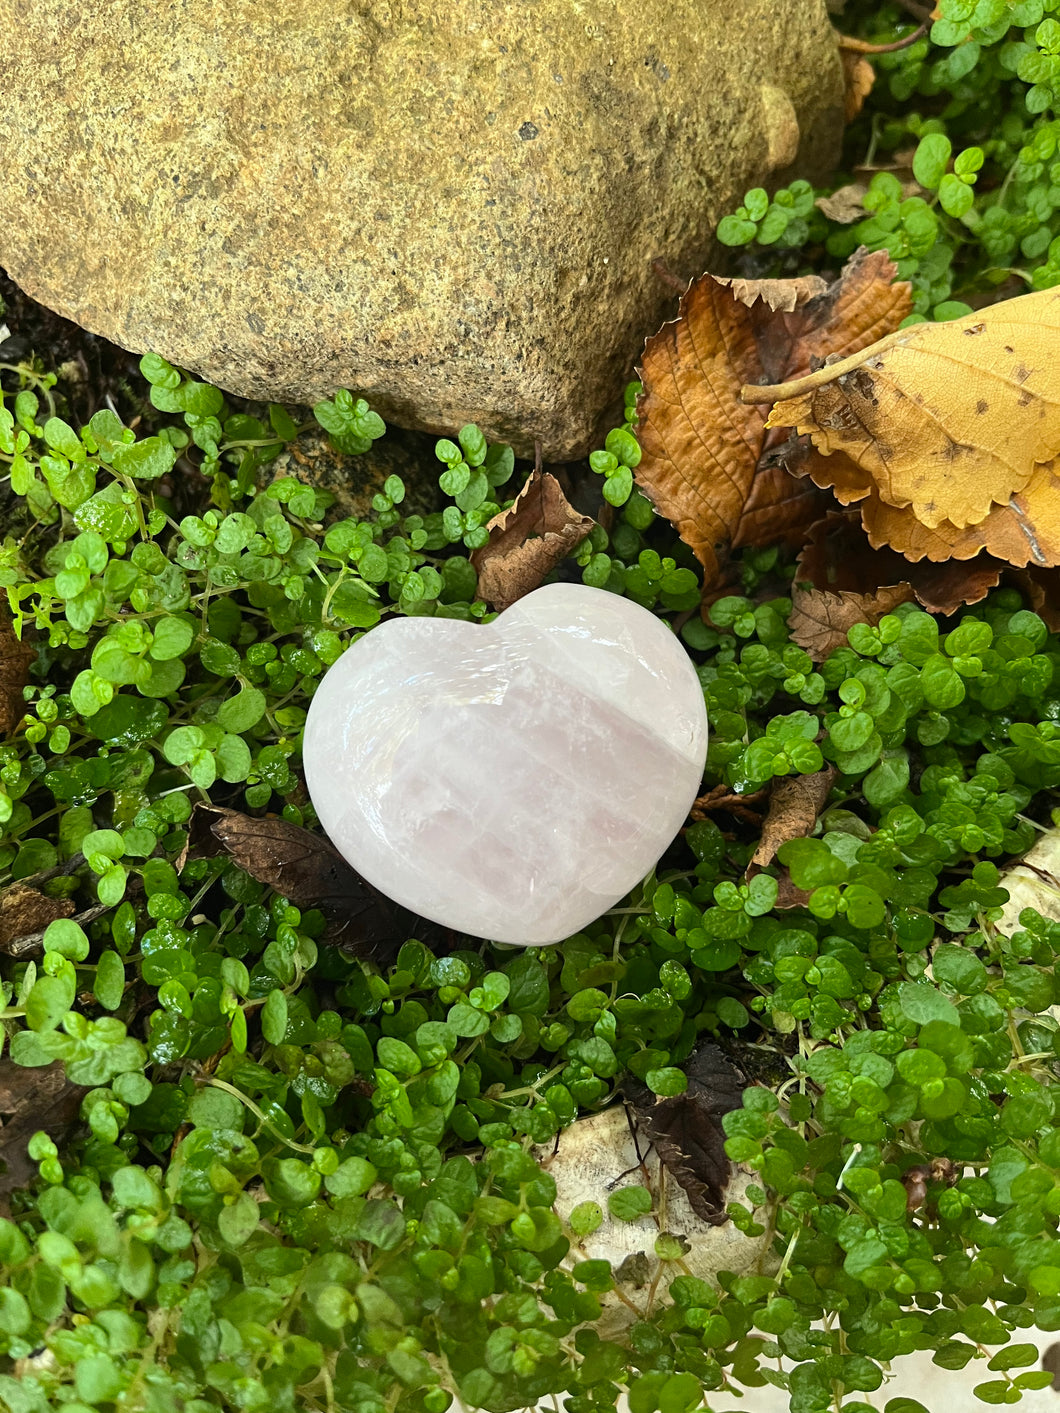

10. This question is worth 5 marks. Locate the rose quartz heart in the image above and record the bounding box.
[302,583,707,944]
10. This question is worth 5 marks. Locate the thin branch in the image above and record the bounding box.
[839,22,928,55]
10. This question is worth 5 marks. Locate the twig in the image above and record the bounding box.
[689,784,769,825]
[740,325,911,404]
[839,22,928,55]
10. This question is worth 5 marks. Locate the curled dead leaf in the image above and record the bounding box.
[750,289,1060,534]
[750,767,837,871]
[713,273,828,314]
[470,469,593,611]
[635,248,912,583]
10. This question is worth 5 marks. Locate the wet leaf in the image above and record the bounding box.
[623,1043,745,1224]
[0,1060,88,1215]
[756,288,1060,535]
[635,249,911,583]
[750,767,837,871]
[470,469,593,611]
[180,806,420,960]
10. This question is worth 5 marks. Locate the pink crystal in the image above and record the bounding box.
[302,583,708,945]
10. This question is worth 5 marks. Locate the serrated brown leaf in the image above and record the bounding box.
[713,273,828,313]
[0,1059,88,1215]
[0,883,75,956]
[761,288,1060,533]
[635,248,912,583]
[623,1043,746,1225]
[750,767,837,870]
[797,510,1002,615]
[789,583,915,660]
[0,612,34,735]
[470,469,593,611]
[181,805,420,961]
[858,460,1060,567]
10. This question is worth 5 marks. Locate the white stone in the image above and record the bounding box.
[531,1106,771,1338]
[302,583,707,944]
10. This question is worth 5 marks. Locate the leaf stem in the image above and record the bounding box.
[739,327,912,404]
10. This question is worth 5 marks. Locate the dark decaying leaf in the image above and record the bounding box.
[623,1043,746,1225]
[470,468,594,611]
[0,612,35,735]
[181,806,425,961]
[0,1059,88,1215]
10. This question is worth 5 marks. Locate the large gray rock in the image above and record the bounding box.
[1,0,843,458]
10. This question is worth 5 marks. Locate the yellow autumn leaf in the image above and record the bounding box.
[745,288,1060,531]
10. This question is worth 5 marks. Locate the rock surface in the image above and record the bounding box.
[1,0,843,458]
[302,583,707,944]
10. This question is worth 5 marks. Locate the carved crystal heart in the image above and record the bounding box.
[302,583,707,945]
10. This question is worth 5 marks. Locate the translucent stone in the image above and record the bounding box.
[302,583,707,945]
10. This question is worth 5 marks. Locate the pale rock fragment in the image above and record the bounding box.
[303,583,707,944]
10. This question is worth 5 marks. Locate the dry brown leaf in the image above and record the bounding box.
[815,182,870,225]
[731,461,829,552]
[750,767,838,870]
[635,248,912,582]
[713,274,828,314]
[0,883,75,954]
[470,469,593,611]
[0,612,34,735]
[797,510,1002,615]
[773,875,816,910]
[758,289,1060,532]
[790,583,915,660]
[783,434,1060,572]
[860,460,1060,566]
[839,47,875,122]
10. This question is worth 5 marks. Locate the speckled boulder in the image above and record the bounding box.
[1,0,843,458]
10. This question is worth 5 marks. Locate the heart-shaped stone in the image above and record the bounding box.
[303,583,707,945]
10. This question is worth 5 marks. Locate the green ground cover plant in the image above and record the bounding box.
[4,2,1060,1412]
[720,0,1060,321]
